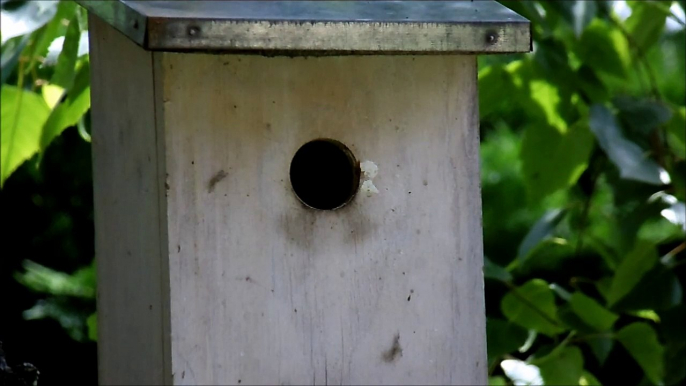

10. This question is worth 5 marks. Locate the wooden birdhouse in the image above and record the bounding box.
[77,1,530,384]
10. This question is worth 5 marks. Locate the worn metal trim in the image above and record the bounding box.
[78,0,147,46]
[75,0,531,54]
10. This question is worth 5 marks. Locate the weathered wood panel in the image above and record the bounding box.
[156,53,486,385]
[89,15,170,385]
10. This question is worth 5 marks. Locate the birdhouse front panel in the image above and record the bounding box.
[157,52,484,384]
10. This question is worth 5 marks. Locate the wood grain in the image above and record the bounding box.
[155,53,486,385]
[89,15,170,385]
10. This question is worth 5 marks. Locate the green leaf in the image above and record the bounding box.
[529,80,567,131]
[517,209,567,260]
[587,336,614,366]
[666,106,685,151]
[521,120,594,201]
[537,346,585,385]
[488,376,507,386]
[479,64,517,119]
[630,310,661,323]
[625,1,670,53]
[87,312,97,342]
[559,304,597,334]
[22,297,92,342]
[605,168,671,249]
[14,260,95,299]
[480,124,540,267]
[570,292,619,331]
[577,65,610,104]
[596,277,612,302]
[50,14,81,90]
[576,19,630,79]
[580,371,603,386]
[614,96,673,150]
[616,322,665,385]
[607,240,659,307]
[638,203,685,244]
[532,38,577,95]
[1,85,51,188]
[487,318,529,365]
[572,1,598,38]
[515,238,578,277]
[589,104,669,186]
[25,0,77,72]
[611,264,683,312]
[501,279,564,337]
[41,61,91,151]
[0,34,29,84]
[484,257,512,283]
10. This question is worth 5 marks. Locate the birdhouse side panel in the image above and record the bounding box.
[89,15,171,385]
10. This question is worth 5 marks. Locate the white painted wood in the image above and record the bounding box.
[88,16,170,385]
[89,16,486,383]
[155,53,486,385]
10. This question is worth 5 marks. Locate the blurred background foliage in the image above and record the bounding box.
[0,0,684,385]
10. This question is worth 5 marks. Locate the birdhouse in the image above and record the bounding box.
[78,1,530,384]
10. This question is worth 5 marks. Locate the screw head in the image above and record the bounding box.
[485,32,498,44]
[188,26,200,36]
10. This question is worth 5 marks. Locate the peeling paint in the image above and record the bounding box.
[360,160,379,197]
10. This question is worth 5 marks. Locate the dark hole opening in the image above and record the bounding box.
[289,139,360,210]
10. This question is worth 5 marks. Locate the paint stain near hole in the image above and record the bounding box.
[208,170,228,193]
[382,333,403,363]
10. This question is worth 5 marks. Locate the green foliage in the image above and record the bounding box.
[15,259,96,342]
[1,85,51,186]
[1,0,90,188]
[480,1,685,385]
[535,346,585,385]
[15,260,95,299]
[576,19,630,79]
[1,0,95,354]
[589,105,668,186]
[607,240,660,307]
[569,292,618,332]
[625,2,671,53]
[502,279,564,337]
[520,120,594,201]
[616,323,665,385]
[487,318,528,366]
